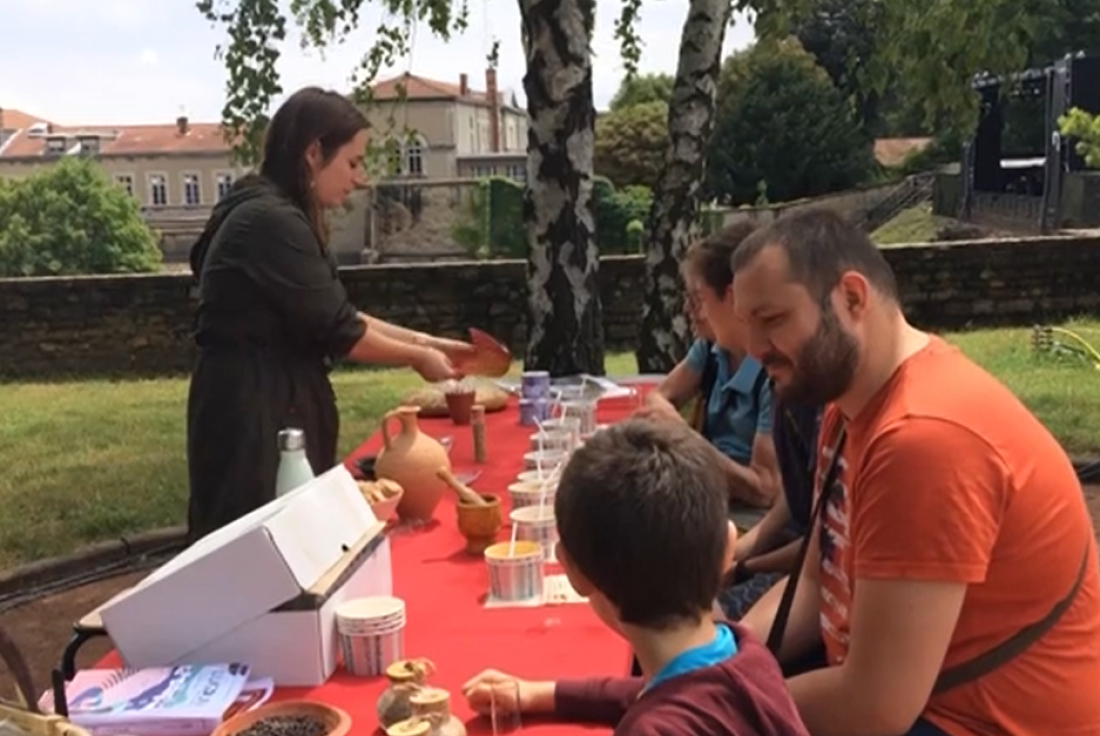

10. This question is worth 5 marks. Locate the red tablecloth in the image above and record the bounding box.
[98,386,652,736]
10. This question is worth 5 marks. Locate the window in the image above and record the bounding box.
[77,136,100,156]
[215,172,234,200]
[387,144,403,176]
[507,164,527,183]
[147,174,168,206]
[472,165,495,178]
[182,173,202,205]
[469,118,476,152]
[479,120,490,152]
[405,139,424,176]
[45,136,67,155]
[115,174,135,197]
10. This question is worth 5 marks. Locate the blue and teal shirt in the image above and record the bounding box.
[685,338,772,465]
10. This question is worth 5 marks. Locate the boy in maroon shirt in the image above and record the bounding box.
[463,419,809,736]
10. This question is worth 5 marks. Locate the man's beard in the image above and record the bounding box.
[763,302,859,406]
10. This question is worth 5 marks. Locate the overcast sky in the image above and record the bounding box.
[0,0,756,125]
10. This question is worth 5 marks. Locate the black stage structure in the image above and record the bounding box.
[960,53,1100,232]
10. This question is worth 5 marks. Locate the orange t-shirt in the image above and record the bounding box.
[816,335,1100,736]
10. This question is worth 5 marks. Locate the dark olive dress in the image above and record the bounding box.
[185,176,366,543]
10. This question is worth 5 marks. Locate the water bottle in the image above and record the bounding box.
[275,428,315,497]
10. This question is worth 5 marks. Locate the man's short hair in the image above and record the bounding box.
[554,419,730,629]
[731,207,899,302]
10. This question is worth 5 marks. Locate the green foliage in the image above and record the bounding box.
[594,101,669,188]
[609,73,674,110]
[756,0,1039,138]
[625,220,644,251]
[197,0,477,164]
[0,158,161,278]
[451,176,527,258]
[1026,0,1100,68]
[593,177,652,254]
[704,37,874,205]
[453,175,651,257]
[1059,108,1100,168]
[698,207,725,236]
[893,132,965,175]
[787,0,883,132]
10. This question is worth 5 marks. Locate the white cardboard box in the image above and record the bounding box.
[99,464,393,686]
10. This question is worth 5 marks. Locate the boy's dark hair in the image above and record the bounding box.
[555,419,729,629]
[683,221,758,294]
[731,208,899,303]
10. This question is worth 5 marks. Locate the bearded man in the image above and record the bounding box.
[730,208,1100,736]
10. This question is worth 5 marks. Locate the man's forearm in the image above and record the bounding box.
[717,453,773,507]
[744,538,801,575]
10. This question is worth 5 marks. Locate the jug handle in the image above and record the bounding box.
[381,409,398,451]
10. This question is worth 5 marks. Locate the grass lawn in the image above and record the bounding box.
[3,322,1100,568]
[872,204,953,246]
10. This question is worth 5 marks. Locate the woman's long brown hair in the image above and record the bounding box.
[259,86,368,249]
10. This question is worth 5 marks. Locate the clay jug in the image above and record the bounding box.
[375,406,451,522]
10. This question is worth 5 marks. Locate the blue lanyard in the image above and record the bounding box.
[642,623,738,693]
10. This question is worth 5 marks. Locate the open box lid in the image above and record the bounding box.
[99,464,378,667]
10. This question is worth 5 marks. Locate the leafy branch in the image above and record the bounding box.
[1059,107,1100,168]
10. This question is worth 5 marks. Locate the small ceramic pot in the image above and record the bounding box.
[455,493,502,555]
[445,390,476,425]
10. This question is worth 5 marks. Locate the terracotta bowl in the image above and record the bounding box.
[370,485,405,523]
[212,700,351,736]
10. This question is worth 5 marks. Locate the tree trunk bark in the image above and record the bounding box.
[635,0,732,373]
[518,0,605,377]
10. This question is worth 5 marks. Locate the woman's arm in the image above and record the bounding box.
[649,359,704,410]
[345,318,432,367]
[635,341,707,423]
[720,430,780,507]
[357,313,430,346]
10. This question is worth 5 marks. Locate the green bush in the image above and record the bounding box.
[594,177,652,254]
[451,176,526,258]
[0,158,161,277]
[453,175,656,258]
[625,220,645,252]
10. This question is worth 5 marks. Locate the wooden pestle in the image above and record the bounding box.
[436,466,489,506]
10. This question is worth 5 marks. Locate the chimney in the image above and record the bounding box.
[459,73,469,96]
[176,115,189,135]
[0,107,5,131]
[485,68,500,153]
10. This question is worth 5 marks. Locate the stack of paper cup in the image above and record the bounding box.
[335,596,406,677]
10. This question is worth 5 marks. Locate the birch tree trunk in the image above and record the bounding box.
[635,0,732,373]
[518,0,605,376]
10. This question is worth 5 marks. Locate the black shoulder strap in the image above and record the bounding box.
[765,417,1091,690]
[766,422,847,655]
[932,541,1090,693]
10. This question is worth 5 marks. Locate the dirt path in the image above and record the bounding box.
[4,487,1100,701]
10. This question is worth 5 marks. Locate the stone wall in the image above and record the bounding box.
[138,179,905,268]
[719,181,900,229]
[3,236,1100,380]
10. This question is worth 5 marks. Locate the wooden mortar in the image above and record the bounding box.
[454,492,502,555]
[436,467,489,506]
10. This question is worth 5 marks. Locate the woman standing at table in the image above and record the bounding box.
[185,86,474,543]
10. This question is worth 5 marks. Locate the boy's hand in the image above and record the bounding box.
[461,669,555,716]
